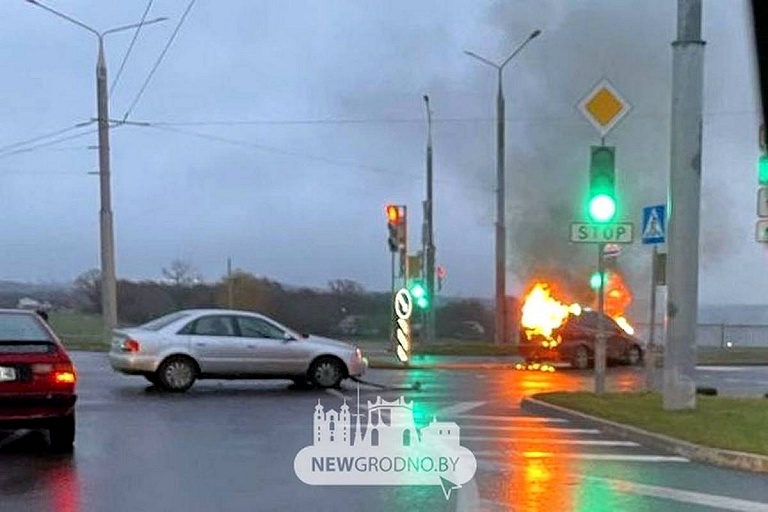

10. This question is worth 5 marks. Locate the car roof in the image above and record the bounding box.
[0,309,37,315]
[174,309,265,316]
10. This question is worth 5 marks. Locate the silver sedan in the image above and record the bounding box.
[108,309,368,392]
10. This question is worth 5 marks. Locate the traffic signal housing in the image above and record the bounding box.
[588,146,617,223]
[386,205,405,253]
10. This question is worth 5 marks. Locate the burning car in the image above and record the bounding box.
[518,282,644,369]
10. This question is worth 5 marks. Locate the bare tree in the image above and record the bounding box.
[161,260,200,287]
[74,268,102,313]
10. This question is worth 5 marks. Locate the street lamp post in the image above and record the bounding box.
[465,29,541,345]
[26,0,165,340]
[423,95,435,345]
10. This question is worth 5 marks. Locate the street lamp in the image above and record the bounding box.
[26,0,166,339]
[465,29,541,345]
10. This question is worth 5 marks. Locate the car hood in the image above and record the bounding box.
[302,335,357,352]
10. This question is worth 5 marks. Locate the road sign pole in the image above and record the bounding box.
[595,242,607,394]
[646,245,658,391]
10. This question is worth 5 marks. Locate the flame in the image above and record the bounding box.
[603,272,634,335]
[521,283,581,347]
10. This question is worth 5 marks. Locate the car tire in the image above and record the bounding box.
[308,357,345,389]
[48,413,75,453]
[156,356,197,392]
[572,345,591,370]
[627,344,642,366]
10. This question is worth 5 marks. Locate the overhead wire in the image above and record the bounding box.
[0,122,94,155]
[121,0,198,122]
[110,0,155,96]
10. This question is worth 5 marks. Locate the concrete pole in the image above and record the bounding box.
[423,95,436,345]
[97,37,118,340]
[664,0,705,410]
[495,69,507,345]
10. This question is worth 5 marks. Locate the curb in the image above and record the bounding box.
[521,396,768,473]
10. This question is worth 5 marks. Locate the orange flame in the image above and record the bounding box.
[603,272,634,334]
[521,283,581,347]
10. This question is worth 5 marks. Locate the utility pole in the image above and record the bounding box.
[26,1,165,343]
[465,29,541,346]
[227,258,233,308]
[423,95,436,345]
[96,37,118,340]
[664,0,705,410]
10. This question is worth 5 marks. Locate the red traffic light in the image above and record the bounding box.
[386,205,401,225]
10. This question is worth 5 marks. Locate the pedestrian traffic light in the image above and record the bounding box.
[588,146,617,223]
[386,204,405,253]
[759,153,768,185]
[408,281,429,309]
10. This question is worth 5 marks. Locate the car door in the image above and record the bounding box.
[234,315,308,376]
[185,315,251,375]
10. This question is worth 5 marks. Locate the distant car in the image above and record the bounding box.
[109,309,368,392]
[519,310,644,369]
[0,309,77,452]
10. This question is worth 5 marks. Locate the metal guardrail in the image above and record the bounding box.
[633,323,768,348]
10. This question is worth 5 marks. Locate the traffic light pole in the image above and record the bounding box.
[495,68,507,346]
[595,243,607,394]
[646,245,659,391]
[424,95,436,345]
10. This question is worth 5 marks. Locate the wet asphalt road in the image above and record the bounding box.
[1,353,767,512]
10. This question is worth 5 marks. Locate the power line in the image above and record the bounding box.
[121,0,198,122]
[110,0,155,95]
[137,123,492,192]
[0,128,98,160]
[0,122,94,154]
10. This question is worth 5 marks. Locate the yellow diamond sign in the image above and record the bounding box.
[578,79,631,137]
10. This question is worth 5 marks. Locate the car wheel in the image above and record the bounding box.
[157,356,197,392]
[48,413,75,453]
[627,345,642,366]
[572,345,591,370]
[309,357,344,389]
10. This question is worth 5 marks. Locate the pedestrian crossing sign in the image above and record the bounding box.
[642,205,666,244]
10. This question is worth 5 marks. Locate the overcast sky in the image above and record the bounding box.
[0,1,764,311]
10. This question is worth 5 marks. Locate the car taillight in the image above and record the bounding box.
[121,338,141,352]
[32,362,76,385]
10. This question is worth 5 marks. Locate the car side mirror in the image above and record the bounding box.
[283,332,296,342]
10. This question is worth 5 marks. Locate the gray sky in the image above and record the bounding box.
[0,1,764,311]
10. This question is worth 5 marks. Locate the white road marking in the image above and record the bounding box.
[456,414,568,424]
[474,451,688,462]
[588,477,768,511]
[434,401,485,417]
[461,425,600,434]
[460,437,639,446]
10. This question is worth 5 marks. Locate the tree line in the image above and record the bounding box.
[62,261,494,339]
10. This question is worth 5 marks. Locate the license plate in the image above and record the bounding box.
[0,366,16,382]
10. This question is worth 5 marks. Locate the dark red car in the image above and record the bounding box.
[0,309,77,452]
[519,310,644,369]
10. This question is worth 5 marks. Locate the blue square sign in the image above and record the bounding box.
[642,205,666,244]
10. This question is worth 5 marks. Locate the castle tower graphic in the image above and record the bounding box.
[311,387,458,449]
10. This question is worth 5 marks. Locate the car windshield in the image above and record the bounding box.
[0,313,52,343]
[139,311,192,331]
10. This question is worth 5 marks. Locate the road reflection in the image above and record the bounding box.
[0,431,81,512]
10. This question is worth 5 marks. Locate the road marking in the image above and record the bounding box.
[456,414,568,424]
[474,451,688,462]
[461,425,600,434]
[434,401,485,417]
[460,437,638,446]
[588,477,768,511]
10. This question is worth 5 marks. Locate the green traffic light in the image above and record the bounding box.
[759,153,768,185]
[408,282,429,309]
[589,272,603,290]
[588,194,616,223]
